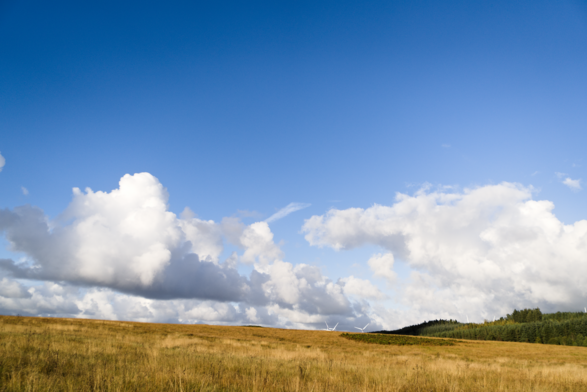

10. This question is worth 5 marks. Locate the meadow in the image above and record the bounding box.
[1,315,587,391]
[341,333,457,347]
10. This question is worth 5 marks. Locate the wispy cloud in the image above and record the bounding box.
[441,143,451,148]
[0,152,5,172]
[562,177,582,191]
[21,187,29,196]
[265,202,311,223]
[556,172,582,191]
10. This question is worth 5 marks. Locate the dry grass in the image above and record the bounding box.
[341,333,458,346]
[1,316,587,391]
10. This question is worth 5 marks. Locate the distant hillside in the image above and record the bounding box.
[373,319,463,336]
[373,309,587,346]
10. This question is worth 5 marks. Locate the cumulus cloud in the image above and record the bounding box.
[339,276,387,300]
[260,262,352,316]
[0,278,31,299]
[562,177,582,191]
[240,222,284,265]
[265,202,311,223]
[0,173,372,329]
[0,275,244,323]
[179,207,223,263]
[4,174,587,329]
[367,253,397,284]
[0,278,80,317]
[0,152,4,172]
[0,174,248,301]
[303,183,587,321]
[18,172,586,329]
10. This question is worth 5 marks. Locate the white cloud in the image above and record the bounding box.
[562,177,582,191]
[179,207,223,263]
[441,143,451,148]
[21,187,29,196]
[245,307,260,323]
[367,253,397,284]
[240,221,284,265]
[258,261,353,317]
[20,173,583,329]
[262,260,303,304]
[4,173,587,329]
[0,277,245,324]
[0,173,248,300]
[0,279,80,317]
[339,276,387,300]
[265,202,311,223]
[0,270,361,328]
[0,278,31,299]
[303,183,587,321]
[0,173,373,330]
[0,152,4,172]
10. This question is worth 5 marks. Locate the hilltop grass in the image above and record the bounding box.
[342,333,457,346]
[2,316,587,391]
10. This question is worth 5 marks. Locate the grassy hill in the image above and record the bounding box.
[374,308,587,346]
[2,315,587,391]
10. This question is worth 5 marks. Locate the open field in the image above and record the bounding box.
[1,316,587,391]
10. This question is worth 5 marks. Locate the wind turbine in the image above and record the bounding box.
[466,315,469,323]
[324,322,331,331]
[584,307,586,313]
[330,323,339,331]
[354,323,370,333]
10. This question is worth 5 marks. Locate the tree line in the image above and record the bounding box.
[373,309,587,346]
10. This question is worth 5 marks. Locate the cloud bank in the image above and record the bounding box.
[0,173,373,329]
[302,183,587,322]
[1,173,586,330]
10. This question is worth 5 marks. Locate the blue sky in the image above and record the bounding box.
[0,1,586,329]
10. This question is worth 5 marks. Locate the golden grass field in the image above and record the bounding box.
[1,315,587,391]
